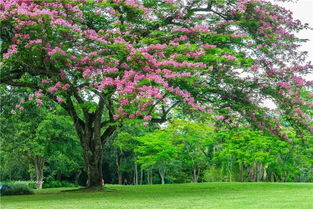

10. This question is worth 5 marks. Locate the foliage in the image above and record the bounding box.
[203,167,224,182]
[0,88,83,187]
[43,181,77,189]
[114,120,313,184]
[1,0,312,186]
[0,183,33,196]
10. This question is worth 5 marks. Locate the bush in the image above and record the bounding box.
[0,183,33,196]
[203,168,225,182]
[43,180,77,188]
[28,182,36,189]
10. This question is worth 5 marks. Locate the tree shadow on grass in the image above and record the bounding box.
[61,186,117,193]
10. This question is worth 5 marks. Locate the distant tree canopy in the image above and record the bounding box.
[1,0,312,187]
[0,88,83,188]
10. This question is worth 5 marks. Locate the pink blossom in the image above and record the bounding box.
[55,82,62,88]
[222,55,236,61]
[277,82,291,89]
[62,83,70,90]
[35,90,42,98]
[36,99,43,106]
[119,98,129,106]
[48,87,58,93]
[41,80,50,84]
[113,114,119,120]
[201,44,216,49]
[3,44,18,59]
[144,115,152,121]
[29,39,42,44]
[214,115,225,121]
[56,97,63,103]
[47,47,66,57]
[251,65,258,71]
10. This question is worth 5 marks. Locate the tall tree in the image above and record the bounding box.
[1,0,312,187]
[0,88,82,189]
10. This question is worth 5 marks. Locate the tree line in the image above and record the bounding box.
[1,93,312,187]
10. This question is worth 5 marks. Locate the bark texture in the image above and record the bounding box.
[34,156,45,189]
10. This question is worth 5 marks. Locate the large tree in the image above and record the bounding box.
[1,0,312,187]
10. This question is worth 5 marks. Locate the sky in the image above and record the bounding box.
[280,0,313,60]
[278,0,313,80]
[261,0,313,109]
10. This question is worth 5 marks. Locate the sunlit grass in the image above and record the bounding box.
[1,183,313,209]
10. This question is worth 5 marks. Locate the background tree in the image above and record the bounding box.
[135,130,179,184]
[0,88,83,188]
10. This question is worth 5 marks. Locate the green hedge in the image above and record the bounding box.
[0,183,33,196]
[43,181,77,188]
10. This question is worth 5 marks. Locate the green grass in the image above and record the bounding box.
[1,183,313,209]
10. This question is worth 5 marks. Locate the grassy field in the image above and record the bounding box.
[1,183,312,209]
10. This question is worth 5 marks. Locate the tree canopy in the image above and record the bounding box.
[1,0,312,187]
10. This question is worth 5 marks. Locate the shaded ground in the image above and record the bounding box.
[1,183,313,209]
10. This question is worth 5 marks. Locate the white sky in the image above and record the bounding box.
[278,0,313,80]
[279,0,313,60]
[262,0,313,109]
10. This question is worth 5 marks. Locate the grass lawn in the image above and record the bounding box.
[1,183,312,209]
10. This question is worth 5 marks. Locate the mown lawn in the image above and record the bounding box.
[1,183,312,209]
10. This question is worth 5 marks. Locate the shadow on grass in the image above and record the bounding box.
[61,186,117,193]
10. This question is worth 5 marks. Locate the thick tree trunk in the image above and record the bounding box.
[67,96,116,188]
[82,137,104,187]
[34,156,45,189]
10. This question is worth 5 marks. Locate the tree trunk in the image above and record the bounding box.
[118,171,123,185]
[159,168,165,184]
[56,172,62,181]
[134,162,138,185]
[75,170,82,185]
[150,170,153,184]
[81,133,105,187]
[84,146,104,187]
[115,152,123,185]
[147,171,150,184]
[68,97,116,188]
[34,156,45,189]
[239,162,244,182]
[147,170,153,184]
[193,167,200,183]
[140,168,143,185]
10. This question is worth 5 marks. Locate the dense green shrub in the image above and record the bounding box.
[203,168,225,182]
[0,183,33,196]
[43,181,77,188]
